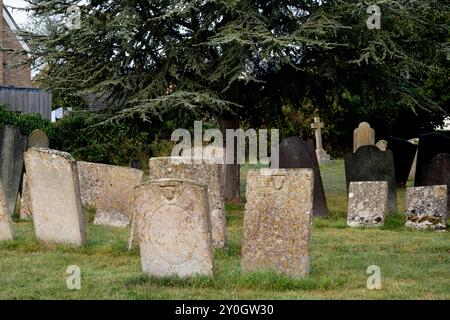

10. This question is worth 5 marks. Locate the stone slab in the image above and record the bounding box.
[387,136,418,187]
[0,183,14,241]
[419,153,450,209]
[19,172,32,219]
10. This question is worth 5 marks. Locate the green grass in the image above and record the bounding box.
[1,160,449,299]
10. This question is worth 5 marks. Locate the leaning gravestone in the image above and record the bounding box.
[20,129,50,220]
[77,161,144,227]
[406,185,447,231]
[0,125,27,217]
[279,137,328,217]
[241,169,313,278]
[345,145,397,213]
[353,122,375,152]
[0,183,14,241]
[134,179,215,277]
[387,136,418,187]
[24,148,86,246]
[347,181,388,227]
[419,153,450,209]
[145,157,227,248]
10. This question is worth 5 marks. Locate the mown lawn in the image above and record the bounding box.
[0,160,448,299]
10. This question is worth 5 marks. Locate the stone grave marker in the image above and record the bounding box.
[19,173,32,219]
[134,179,215,277]
[347,181,388,227]
[345,145,397,213]
[408,138,419,179]
[28,129,49,148]
[0,125,27,217]
[279,136,328,217]
[375,140,388,151]
[406,185,447,231]
[77,161,144,227]
[145,156,227,248]
[0,183,14,241]
[24,148,86,246]
[419,153,450,209]
[310,117,330,163]
[241,168,313,278]
[353,122,375,152]
[387,136,418,187]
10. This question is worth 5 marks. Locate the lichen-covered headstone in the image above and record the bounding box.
[77,161,143,227]
[143,156,227,248]
[0,125,27,217]
[0,184,14,241]
[353,122,375,153]
[24,148,85,246]
[405,185,447,232]
[134,179,215,277]
[241,169,313,278]
[347,181,388,227]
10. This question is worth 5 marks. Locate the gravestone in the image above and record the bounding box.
[279,137,328,217]
[415,132,450,186]
[419,153,450,209]
[130,159,142,170]
[310,117,330,163]
[345,145,397,213]
[24,148,86,246]
[0,125,27,216]
[406,185,447,231]
[19,173,32,219]
[28,129,49,148]
[387,136,418,187]
[353,122,375,152]
[77,161,144,227]
[0,184,14,241]
[375,140,388,151]
[145,156,227,248]
[408,138,419,179]
[241,169,313,278]
[347,181,388,227]
[134,179,215,277]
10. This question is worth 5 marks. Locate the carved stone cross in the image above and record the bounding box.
[311,117,330,163]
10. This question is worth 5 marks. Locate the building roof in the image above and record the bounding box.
[2,5,31,53]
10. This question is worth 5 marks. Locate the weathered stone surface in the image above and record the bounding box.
[419,153,450,209]
[77,161,143,228]
[28,129,49,148]
[134,179,215,277]
[347,181,388,227]
[345,145,397,213]
[375,140,388,151]
[24,148,86,246]
[405,185,447,231]
[415,132,450,186]
[0,184,14,241]
[241,169,313,278]
[279,137,328,217]
[144,157,227,248]
[387,136,418,187]
[19,173,32,220]
[0,125,27,216]
[408,138,419,179]
[353,122,375,153]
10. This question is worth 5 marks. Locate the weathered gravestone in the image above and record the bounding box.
[387,136,418,187]
[24,148,86,246]
[347,181,388,227]
[134,179,215,277]
[279,137,328,217]
[146,157,227,248]
[406,185,447,231]
[241,169,313,278]
[20,130,50,220]
[375,140,388,151]
[419,153,450,209]
[0,183,14,241]
[408,138,419,179]
[345,145,397,213]
[77,161,144,227]
[0,125,27,216]
[353,122,375,152]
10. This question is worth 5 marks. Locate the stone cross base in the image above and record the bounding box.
[316,148,330,164]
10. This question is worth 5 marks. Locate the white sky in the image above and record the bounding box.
[3,0,31,28]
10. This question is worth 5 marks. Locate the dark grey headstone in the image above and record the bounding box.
[0,125,27,216]
[279,136,329,217]
[387,136,418,187]
[419,153,450,209]
[345,145,397,213]
[415,132,450,186]
[28,129,49,149]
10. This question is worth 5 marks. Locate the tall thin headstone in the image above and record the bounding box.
[310,117,330,163]
[408,138,419,179]
[353,122,375,153]
[0,125,27,217]
[0,183,14,241]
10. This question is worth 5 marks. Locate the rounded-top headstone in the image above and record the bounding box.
[27,129,49,149]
